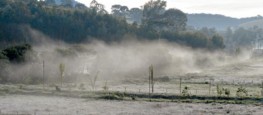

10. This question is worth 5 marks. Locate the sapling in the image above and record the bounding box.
[209,79,213,95]
[89,71,99,91]
[79,83,85,90]
[209,81,211,95]
[124,87,127,93]
[42,60,45,89]
[217,85,222,97]
[59,63,65,87]
[103,80,109,91]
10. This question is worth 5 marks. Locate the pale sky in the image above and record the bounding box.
[76,0,263,18]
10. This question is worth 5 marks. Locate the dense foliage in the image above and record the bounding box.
[0,44,32,63]
[0,0,225,50]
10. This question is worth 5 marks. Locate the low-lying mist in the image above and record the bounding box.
[1,29,253,84]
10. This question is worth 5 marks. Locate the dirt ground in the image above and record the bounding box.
[0,95,262,115]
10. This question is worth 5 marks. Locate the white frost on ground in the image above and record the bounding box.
[0,95,262,115]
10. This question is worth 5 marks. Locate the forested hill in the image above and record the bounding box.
[0,0,224,50]
[187,13,263,30]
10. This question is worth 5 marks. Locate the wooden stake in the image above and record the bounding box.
[150,65,154,93]
[209,80,211,95]
[43,60,45,89]
[180,78,182,95]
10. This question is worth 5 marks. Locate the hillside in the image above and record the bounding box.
[239,19,263,29]
[187,13,263,30]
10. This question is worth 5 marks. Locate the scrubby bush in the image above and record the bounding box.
[236,86,248,98]
[217,85,230,97]
[182,86,190,96]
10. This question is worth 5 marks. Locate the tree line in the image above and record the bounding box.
[0,0,225,50]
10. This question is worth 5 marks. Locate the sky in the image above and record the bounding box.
[75,0,263,18]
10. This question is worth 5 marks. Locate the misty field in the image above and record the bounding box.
[1,41,263,114]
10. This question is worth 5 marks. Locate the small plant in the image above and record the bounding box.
[55,85,61,91]
[236,86,248,98]
[18,84,24,89]
[79,83,85,90]
[223,88,230,97]
[182,86,190,96]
